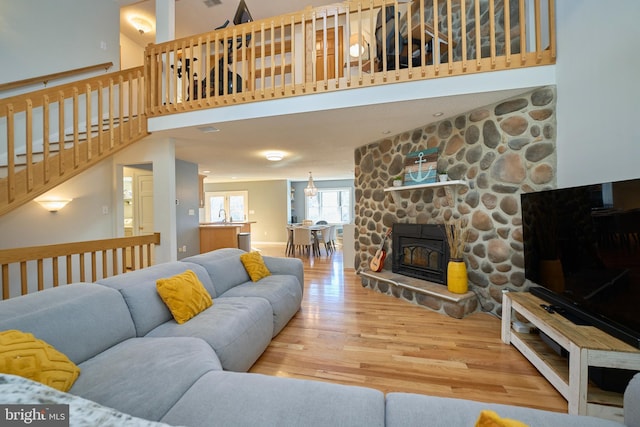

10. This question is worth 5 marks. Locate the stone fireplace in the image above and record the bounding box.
[353,87,558,318]
[392,223,449,284]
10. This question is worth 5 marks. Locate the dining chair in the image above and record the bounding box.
[317,225,333,255]
[292,227,317,257]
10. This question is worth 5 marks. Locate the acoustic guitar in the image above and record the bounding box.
[369,229,392,272]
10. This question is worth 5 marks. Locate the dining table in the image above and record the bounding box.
[286,224,329,257]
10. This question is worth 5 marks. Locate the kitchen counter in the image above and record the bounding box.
[199,222,254,252]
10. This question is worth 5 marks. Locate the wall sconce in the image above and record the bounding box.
[35,199,72,212]
[129,16,154,34]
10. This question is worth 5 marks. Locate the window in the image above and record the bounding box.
[204,191,248,222]
[305,188,351,223]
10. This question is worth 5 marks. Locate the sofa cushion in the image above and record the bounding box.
[384,393,625,427]
[156,270,213,324]
[1,374,177,427]
[71,336,221,422]
[161,371,386,427]
[96,261,215,336]
[146,297,273,372]
[220,274,302,336]
[240,251,271,282]
[0,330,80,392]
[0,283,136,365]
[182,248,251,295]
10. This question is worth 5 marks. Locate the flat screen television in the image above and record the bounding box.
[521,178,640,348]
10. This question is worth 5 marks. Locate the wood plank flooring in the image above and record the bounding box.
[250,243,567,413]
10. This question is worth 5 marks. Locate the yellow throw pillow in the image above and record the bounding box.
[0,329,80,392]
[475,410,529,427]
[156,270,213,324]
[240,251,271,282]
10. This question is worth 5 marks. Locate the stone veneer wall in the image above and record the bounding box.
[353,86,557,316]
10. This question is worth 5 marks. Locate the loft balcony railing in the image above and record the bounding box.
[145,0,556,117]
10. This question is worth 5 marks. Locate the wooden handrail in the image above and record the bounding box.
[0,233,161,299]
[0,62,114,92]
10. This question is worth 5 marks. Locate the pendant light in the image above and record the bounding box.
[304,171,318,197]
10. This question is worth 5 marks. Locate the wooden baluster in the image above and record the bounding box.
[119,75,124,142]
[52,256,59,287]
[72,87,79,168]
[447,0,453,73]
[548,0,556,59]
[109,79,115,148]
[489,0,496,67]
[85,84,92,160]
[66,254,72,283]
[25,99,34,191]
[128,73,133,138]
[2,264,8,300]
[535,0,542,62]
[6,104,15,202]
[102,251,108,279]
[79,253,86,282]
[91,251,97,282]
[20,261,27,296]
[43,95,50,183]
[58,91,65,174]
[260,23,266,97]
[111,248,118,276]
[504,0,511,66]
[37,259,44,292]
[434,0,440,74]
[460,0,467,71]
[475,0,481,68]
[97,81,104,154]
[333,10,339,85]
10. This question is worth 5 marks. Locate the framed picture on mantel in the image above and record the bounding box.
[403,148,438,185]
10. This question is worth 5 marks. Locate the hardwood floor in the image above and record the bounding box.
[251,243,567,413]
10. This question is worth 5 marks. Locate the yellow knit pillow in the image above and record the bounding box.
[0,329,80,392]
[240,251,271,282]
[475,410,529,427]
[156,270,213,324]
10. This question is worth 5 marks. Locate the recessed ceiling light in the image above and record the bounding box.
[198,126,219,133]
[265,151,284,161]
[382,130,391,135]
[201,170,211,174]
[433,112,444,117]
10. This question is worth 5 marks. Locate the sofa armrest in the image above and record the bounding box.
[263,256,304,294]
[625,373,640,427]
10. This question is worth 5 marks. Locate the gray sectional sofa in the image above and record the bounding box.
[1,248,638,426]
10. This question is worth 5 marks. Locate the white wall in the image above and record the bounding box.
[113,137,178,263]
[0,0,120,97]
[555,0,640,188]
[0,160,115,249]
[120,33,145,69]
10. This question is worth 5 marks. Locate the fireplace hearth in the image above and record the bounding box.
[392,223,450,284]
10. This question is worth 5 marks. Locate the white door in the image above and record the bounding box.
[135,173,154,236]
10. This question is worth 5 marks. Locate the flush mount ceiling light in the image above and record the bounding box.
[304,172,318,197]
[129,16,154,35]
[433,112,444,117]
[35,199,72,212]
[265,151,284,161]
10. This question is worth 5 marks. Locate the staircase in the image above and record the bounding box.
[0,67,148,217]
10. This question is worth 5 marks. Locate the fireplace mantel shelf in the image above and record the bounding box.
[383,179,468,192]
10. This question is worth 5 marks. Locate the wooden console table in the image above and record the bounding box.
[502,291,640,422]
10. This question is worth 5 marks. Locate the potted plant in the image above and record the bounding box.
[445,218,469,294]
[392,175,403,187]
[438,168,448,182]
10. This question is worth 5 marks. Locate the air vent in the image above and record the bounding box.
[203,0,222,7]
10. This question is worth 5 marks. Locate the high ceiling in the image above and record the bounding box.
[120,0,538,183]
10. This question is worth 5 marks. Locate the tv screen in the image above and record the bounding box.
[233,0,253,25]
[521,178,640,348]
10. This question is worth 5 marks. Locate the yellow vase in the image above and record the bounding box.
[447,259,468,294]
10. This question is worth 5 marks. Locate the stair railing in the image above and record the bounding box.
[0,66,147,217]
[0,232,160,300]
